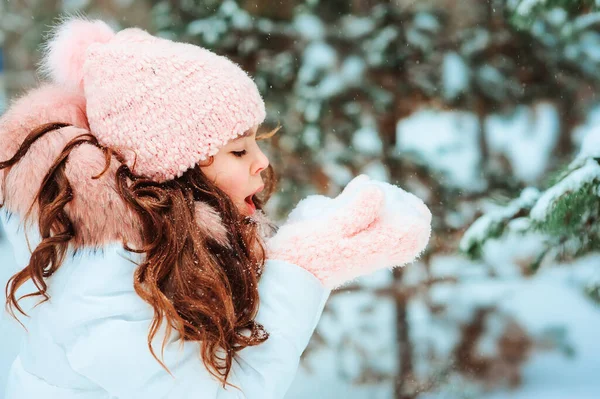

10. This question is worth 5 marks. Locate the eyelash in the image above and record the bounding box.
[231,150,247,157]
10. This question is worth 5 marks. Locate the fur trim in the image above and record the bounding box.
[0,84,88,205]
[195,201,229,248]
[2,124,143,248]
[249,208,277,240]
[0,84,88,160]
[64,140,143,248]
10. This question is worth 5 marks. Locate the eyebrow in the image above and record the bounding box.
[233,128,256,141]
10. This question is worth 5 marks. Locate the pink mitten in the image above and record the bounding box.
[266,175,432,288]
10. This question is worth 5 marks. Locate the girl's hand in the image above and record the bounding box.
[266,175,432,289]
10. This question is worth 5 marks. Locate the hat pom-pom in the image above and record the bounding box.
[39,17,115,89]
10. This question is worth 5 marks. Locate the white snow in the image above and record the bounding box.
[293,14,326,41]
[396,108,486,192]
[414,245,600,399]
[301,42,337,74]
[573,12,600,32]
[187,18,227,44]
[481,227,548,279]
[228,3,253,30]
[459,187,540,253]
[483,258,600,399]
[484,103,559,184]
[530,158,600,221]
[297,41,337,92]
[340,16,375,39]
[340,56,366,86]
[581,31,600,62]
[510,0,547,17]
[314,74,345,98]
[295,43,362,108]
[322,161,353,188]
[365,26,398,66]
[301,125,321,150]
[302,100,321,122]
[442,52,470,100]
[546,8,568,27]
[477,65,505,87]
[352,119,382,156]
[571,119,600,168]
[219,0,238,17]
[413,12,441,32]
[360,161,389,182]
[572,103,600,150]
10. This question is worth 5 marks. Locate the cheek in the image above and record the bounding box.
[203,163,247,201]
[218,173,247,200]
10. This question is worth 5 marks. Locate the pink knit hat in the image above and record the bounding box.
[39,17,266,182]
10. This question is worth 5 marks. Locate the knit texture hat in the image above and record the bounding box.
[40,17,266,182]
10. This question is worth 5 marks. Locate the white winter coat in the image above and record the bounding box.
[1,211,329,399]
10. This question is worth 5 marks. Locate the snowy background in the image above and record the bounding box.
[2,0,600,398]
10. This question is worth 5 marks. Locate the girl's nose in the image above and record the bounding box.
[253,148,270,175]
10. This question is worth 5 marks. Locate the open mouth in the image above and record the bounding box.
[244,185,263,214]
[244,195,256,213]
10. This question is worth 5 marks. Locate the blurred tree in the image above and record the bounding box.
[461,0,600,303]
[461,126,600,299]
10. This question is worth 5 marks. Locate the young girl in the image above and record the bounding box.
[0,17,431,398]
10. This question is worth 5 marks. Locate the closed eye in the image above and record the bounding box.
[231,150,247,157]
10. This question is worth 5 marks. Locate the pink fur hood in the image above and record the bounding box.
[0,83,260,250]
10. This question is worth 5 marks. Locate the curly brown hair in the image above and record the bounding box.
[1,122,280,387]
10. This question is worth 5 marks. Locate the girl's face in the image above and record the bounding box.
[200,125,270,216]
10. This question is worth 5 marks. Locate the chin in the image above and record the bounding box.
[237,203,254,217]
